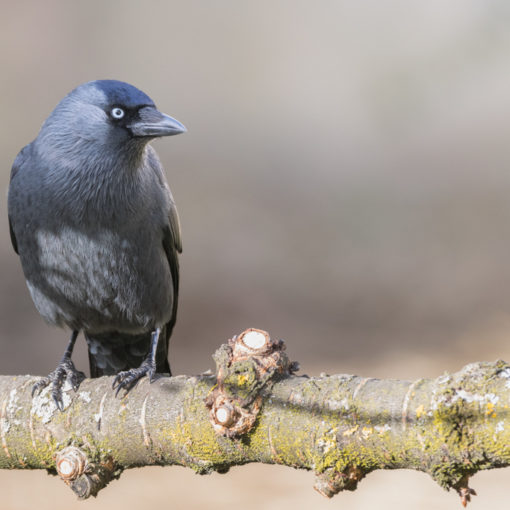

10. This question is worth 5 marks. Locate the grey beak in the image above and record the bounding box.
[129,106,186,137]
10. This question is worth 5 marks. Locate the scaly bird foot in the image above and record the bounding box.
[32,358,85,411]
[112,359,156,397]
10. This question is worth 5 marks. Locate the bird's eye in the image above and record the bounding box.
[111,107,125,120]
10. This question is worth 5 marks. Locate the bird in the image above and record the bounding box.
[7,80,185,409]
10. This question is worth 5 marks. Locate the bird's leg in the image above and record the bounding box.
[112,328,161,396]
[32,330,85,410]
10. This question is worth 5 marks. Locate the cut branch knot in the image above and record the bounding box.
[314,465,366,498]
[55,446,119,499]
[56,446,87,481]
[205,328,295,437]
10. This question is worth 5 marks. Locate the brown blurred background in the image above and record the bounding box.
[1,1,510,508]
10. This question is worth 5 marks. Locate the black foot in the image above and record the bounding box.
[112,359,156,397]
[32,359,85,410]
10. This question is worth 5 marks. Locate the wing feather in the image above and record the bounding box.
[8,143,33,256]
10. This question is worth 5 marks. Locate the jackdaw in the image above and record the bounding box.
[7,80,185,408]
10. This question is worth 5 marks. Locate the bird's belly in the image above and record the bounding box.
[21,226,172,333]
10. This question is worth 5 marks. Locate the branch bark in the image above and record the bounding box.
[0,332,509,506]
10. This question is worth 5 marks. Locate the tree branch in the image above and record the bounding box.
[0,330,509,506]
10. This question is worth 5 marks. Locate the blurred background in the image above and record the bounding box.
[1,1,510,508]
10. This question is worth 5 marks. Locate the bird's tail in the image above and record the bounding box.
[85,328,171,378]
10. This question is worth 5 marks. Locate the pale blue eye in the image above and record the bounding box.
[111,107,125,119]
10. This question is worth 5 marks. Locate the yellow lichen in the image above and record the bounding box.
[486,402,496,418]
[343,425,359,437]
[361,427,373,439]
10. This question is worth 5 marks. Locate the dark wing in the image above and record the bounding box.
[8,144,32,256]
[162,196,182,341]
[9,220,18,255]
[146,146,182,372]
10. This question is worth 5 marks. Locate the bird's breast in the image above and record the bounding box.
[22,224,173,333]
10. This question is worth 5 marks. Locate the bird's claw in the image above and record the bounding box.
[32,358,85,411]
[112,360,156,397]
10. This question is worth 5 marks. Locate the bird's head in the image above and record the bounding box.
[38,80,186,155]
